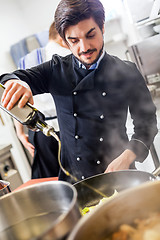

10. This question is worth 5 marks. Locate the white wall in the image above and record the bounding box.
[0,0,141,73]
[0,0,60,74]
[103,0,141,60]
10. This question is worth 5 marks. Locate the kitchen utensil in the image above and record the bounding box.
[68,180,160,240]
[0,180,81,240]
[74,169,160,209]
[0,180,11,197]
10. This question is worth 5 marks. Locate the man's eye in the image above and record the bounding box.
[87,34,95,39]
[71,39,78,44]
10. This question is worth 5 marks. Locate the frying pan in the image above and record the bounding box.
[74,168,160,209]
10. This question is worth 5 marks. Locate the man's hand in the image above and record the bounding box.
[105,149,136,173]
[1,79,34,110]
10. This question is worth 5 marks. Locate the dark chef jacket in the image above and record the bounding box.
[0,52,158,183]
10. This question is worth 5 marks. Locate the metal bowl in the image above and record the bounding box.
[0,180,11,197]
[68,180,160,240]
[0,180,81,240]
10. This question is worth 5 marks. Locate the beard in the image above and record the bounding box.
[76,42,104,69]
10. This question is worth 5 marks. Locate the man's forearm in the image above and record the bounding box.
[14,119,24,138]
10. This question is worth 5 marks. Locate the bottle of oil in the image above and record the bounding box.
[0,83,58,140]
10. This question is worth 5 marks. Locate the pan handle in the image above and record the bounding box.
[152,166,160,177]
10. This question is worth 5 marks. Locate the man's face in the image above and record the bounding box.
[65,17,104,68]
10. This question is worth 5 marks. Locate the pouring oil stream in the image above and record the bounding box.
[49,130,107,198]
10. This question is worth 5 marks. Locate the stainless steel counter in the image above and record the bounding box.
[0,144,23,190]
[0,144,12,159]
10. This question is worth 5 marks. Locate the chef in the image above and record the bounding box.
[0,0,158,183]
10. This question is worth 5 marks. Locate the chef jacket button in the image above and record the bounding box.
[100,114,104,119]
[73,91,77,95]
[99,137,103,142]
[102,92,107,96]
[77,157,81,161]
[75,135,79,139]
[73,113,77,117]
[97,160,101,164]
[81,176,85,180]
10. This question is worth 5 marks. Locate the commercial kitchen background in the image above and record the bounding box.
[0,0,160,190]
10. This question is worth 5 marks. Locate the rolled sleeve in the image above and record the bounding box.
[127,139,149,162]
[0,73,20,84]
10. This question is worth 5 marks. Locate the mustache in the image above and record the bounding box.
[79,48,97,56]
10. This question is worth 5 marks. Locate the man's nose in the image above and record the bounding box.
[80,39,89,52]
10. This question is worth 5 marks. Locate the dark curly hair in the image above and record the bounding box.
[54,0,105,41]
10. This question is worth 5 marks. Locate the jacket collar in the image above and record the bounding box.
[77,50,105,70]
[72,52,107,91]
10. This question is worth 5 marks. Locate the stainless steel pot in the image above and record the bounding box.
[74,169,159,209]
[0,181,81,240]
[68,180,160,240]
[0,180,11,197]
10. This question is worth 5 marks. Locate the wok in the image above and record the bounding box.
[74,169,160,209]
[0,181,81,240]
[68,180,160,240]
